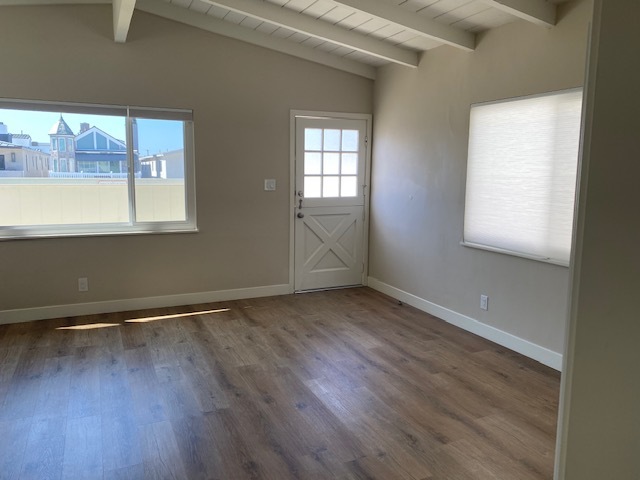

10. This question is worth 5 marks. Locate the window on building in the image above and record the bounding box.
[463,89,583,265]
[11,153,16,162]
[0,98,196,239]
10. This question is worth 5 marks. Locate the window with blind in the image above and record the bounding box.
[463,89,583,265]
[0,98,196,239]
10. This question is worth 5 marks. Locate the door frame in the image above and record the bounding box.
[289,110,373,292]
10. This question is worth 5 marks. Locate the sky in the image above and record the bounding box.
[0,108,184,155]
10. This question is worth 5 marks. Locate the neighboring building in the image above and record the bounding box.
[0,122,10,142]
[0,116,137,176]
[30,141,51,155]
[9,133,31,147]
[140,148,184,179]
[48,116,138,175]
[49,115,76,172]
[75,123,128,174]
[0,140,50,177]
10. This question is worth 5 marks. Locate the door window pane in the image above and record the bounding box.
[305,128,322,151]
[341,176,357,197]
[341,130,358,152]
[323,129,341,151]
[304,152,321,174]
[304,176,321,198]
[323,153,340,175]
[341,153,357,175]
[323,176,340,197]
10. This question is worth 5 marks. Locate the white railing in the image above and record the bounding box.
[48,172,140,179]
[0,171,25,178]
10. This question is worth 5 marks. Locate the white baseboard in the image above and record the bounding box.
[367,277,563,371]
[1,279,563,371]
[0,284,292,326]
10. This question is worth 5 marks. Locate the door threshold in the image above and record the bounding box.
[294,284,363,294]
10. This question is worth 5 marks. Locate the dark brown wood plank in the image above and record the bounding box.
[62,415,103,479]
[0,346,48,422]
[138,420,187,479]
[33,355,73,418]
[0,417,32,479]
[123,347,167,425]
[101,413,143,472]
[67,346,102,419]
[20,415,67,480]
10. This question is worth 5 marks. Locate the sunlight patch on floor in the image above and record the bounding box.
[124,308,231,323]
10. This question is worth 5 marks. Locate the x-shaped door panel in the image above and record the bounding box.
[295,205,363,291]
[303,211,357,274]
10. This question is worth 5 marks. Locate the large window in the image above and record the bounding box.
[0,99,196,239]
[463,89,583,265]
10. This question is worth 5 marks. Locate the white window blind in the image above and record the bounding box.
[463,89,583,265]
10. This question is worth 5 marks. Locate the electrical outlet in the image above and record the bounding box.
[264,179,276,191]
[480,294,488,311]
[78,277,89,292]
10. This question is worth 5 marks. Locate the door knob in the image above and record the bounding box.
[297,212,304,218]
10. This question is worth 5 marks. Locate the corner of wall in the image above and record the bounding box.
[367,276,563,371]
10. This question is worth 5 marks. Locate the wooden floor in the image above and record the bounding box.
[0,287,560,480]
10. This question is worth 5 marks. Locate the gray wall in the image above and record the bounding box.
[369,0,591,356]
[557,0,640,477]
[0,5,372,312]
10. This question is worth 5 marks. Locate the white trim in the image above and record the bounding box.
[554,8,601,479]
[367,277,563,371]
[0,284,292,326]
[460,241,569,267]
[288,112,296,292]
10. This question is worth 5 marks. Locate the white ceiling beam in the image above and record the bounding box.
[136,0,377,79]
[200,0,418,67]
[480,0,556,28]
[332,0,475,52]
[113,0,136,43]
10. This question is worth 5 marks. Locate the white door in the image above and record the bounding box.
[294,116,369,291]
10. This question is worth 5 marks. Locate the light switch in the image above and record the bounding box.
[264,179,276,191]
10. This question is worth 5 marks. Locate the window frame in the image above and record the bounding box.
[461,88,584,266]
[0,98,197,240]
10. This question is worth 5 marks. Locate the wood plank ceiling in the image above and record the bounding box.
[0,0,565,79]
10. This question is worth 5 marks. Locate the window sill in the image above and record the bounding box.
[460,241,569,267]
[0,224,198,241]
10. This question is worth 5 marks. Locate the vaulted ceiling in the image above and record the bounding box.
[2,0,565,79]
